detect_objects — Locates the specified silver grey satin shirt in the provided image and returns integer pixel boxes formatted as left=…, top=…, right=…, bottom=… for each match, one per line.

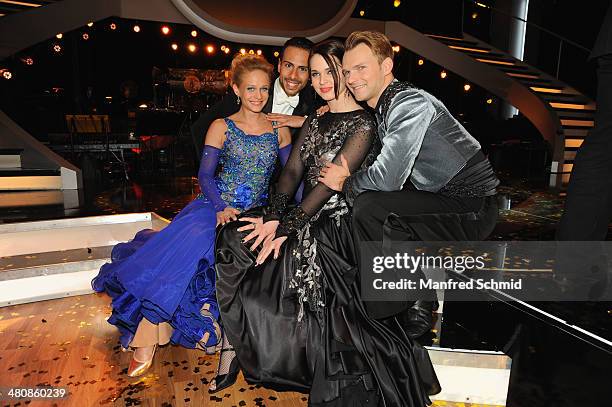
left=344, top=81, right=482, bottom=204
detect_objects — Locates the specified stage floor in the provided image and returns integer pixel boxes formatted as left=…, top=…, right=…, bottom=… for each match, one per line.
left=0, top=294, right=503, bottom=407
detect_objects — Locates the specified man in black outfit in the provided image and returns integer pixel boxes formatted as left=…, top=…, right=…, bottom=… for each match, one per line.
left=556, top=3, right=612, bottom=296
left=190, top=37, right=317, bottom=157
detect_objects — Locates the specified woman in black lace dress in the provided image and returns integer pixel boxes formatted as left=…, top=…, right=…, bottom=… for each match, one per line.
left=212, top=40, right=439, bottom=406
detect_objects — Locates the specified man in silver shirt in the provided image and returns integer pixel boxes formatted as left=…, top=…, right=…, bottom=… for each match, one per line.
left=319, top=31, right=499, bottom=338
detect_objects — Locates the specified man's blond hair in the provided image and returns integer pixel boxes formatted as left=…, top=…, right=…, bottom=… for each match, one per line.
left=345, top=31, right=393, bottom=63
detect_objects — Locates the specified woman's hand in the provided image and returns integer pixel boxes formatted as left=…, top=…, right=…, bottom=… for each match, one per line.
left=238, top=217, right=280, bottom=251
left=216, top=207, right=240, bottom=226
left=256, top=236, right=288, bottom=266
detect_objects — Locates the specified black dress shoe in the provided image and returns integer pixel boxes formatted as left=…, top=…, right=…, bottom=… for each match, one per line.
left=208, top=349, right=240, bottom=394
left=397, top=300, right=439, bottom=339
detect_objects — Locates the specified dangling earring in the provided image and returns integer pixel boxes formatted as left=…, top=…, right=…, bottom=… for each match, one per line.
left=236, top=95, right=241, bottom=105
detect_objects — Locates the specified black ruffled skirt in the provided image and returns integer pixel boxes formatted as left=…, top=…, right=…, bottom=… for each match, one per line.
left=215, top=207, right=439, bottom=406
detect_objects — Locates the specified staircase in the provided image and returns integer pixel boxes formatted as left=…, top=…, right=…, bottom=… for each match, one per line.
left=429, top=33, right=595, bottom=188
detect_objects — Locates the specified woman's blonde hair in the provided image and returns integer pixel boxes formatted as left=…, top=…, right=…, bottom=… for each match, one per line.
left=230, top=54, right=274, bottom=86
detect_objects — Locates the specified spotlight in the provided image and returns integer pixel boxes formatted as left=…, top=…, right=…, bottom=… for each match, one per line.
left=82, top=33, right=89, bottom=40
left=472, top=12, right=478, bottom=19
left=110, top=23, right=117, bottom=30
left=256, top=49, right=262, bottom=55
left=133, top=25, right=140, bottom=33
left=171, top=43, right=178, bottom=51
left=221, top=45, right=226, bottom=51
left=248, top=49, right=254, bottom=54
left=55, top=33, right=63, bottom=39
left=188, top=44, right=197, bottom=53
left=464, top=84, right=471, bottom=91
left=224, top=47, right=230, bottom=54
left=392, top=45, right=400, bottom=52
left=394, top=0, right=401, bottom=7
left=359, top=10, right=365, bottom=16
left=1, top=69, right=12, bottom=80
left=53, top=44, right=62, bottom=53
left=240, top=48, right=246, bottom=54
left=417, top=59, right=424, bottom=66
left=161, top=25, right=170, bottom=35
left=486, top=98, right=493, bottom=104
left=87, top=22, right=94, bottom=27
left=191, top=30, right=198, bottom=38
left=440, top=70, right=447, bottom=79
left=206, top=45, right=215, bottom=54
left=273, top=51, right=279, bottom=57
left=23, top=57, right=34, bottom=65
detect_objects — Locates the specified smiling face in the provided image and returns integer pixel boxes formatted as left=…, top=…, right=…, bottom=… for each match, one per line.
left=232, top=69, right=271, bottom=113
left=309, top=53, right=346, bottom=102
left=342, top=43, right=392, bottom=107
left=277, top=45, right=310, bottom=96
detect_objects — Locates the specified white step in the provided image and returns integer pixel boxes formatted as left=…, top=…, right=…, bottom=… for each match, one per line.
left=0, top=213, right=169, bottom=306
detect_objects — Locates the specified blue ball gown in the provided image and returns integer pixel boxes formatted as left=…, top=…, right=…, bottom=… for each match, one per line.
left=92, top=118, right=279, bottom=350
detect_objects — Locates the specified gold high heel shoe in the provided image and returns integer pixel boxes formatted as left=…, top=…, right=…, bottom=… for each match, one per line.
left=127, top=344, right=157, bottom=377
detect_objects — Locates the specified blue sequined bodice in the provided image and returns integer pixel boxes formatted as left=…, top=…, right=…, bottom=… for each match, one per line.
left=214, top=118, right=279, bottom=210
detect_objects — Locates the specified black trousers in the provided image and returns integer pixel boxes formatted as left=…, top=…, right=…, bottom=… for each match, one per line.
left=351, top=189, right=499, bottom=319
left=557, top=54, right=612, bottom=241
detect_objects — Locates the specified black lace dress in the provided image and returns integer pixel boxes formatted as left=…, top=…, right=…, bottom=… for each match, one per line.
left=215, top=110, right=438, bottom=406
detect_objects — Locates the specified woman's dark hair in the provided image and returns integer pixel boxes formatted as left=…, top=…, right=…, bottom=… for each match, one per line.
left=310, top=39, right=345, bottom=100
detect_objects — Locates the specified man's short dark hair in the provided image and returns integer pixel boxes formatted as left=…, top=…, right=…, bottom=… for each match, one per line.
left=281, top=37, right=314, bottom=60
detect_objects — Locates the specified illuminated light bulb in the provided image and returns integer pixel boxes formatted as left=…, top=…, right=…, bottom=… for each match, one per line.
left=188, top=44, right=197, bottom=53
left=486, top=98, right=493, bottom=104
left=273, top=51, right=279, bottom=57
left=417, top=59, right=424, bottom=66
left=240, top=48, right=246, bottom=55
left=87, top=22, right=94, bottom=27
left=256, top=49, right=262, bottom=55
left=161, top=25, right=170, bottom=35
left=53, top=44, right=62, bottom=53
left=440, top=70, right=447, bottom=79
left=191, top=30, right=198, bottom=37
left=464, top=84, right=471, bottom=91
left=394, top=0, right=401, bottom=7
left=56, top=33, right=63, bottom=39
left=82, top=33, right=89, bottom=40
left=171, top=43, right=178, bottom=51
left=359, top=10, right=365, bottom=16
left=206, top=45, right=215, bottom=54
left=133, top=25, right=140, bottom=33
left=110, top=23, right=117, bottom=30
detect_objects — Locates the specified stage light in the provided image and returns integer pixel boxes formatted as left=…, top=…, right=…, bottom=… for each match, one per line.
left=191, top=30, right=198, bottom=37
left=133, top=25, right=140, bottom=33
left=224, top=47, right=230, bottom=54
left=55, top=33, right=63, bottom=39
left=256, top=49, right=262, bottom=55
left=110, top=23, right=117, bottom=30
left=472, top=12, right=478, bottom=19
left=87, top=22, right=93, bottom=27
left=394, top=0, right=401, bottom=7
left=359, top=10, right=365, bottom=16
left=464, top=83, right=471, bottom=91
left=274, top=51, right=279, bottom=57
left=417, top=59, right=424, bottom=66
left=440, top=70, right=447, bottom=79
left=171, top=43, right=178, bottom=51
left=248, top=49, right=254, bottom=54
left=161, top=25, right=170, bottom=35
left=486, top=98, right=493, bottom=104
left=221, top=45, right=226, bottom=51
left=188, top=44, right=197, bottom=53
left=82, top=33, right=89, bottom=40
left=392, top=45, right=400, bottom=52
left=1, top=69, right=12, bottom=80
left=240, top=48, right=246, bottom=54
left=53, top=44, right=62, bottom=53
left=206, top=45, right=215, bottom=54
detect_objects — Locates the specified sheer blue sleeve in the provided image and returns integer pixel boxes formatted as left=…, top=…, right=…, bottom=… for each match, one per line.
left=278, top=144, right=304, bottom=203
left=198, top=145, right=227, bottom=212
